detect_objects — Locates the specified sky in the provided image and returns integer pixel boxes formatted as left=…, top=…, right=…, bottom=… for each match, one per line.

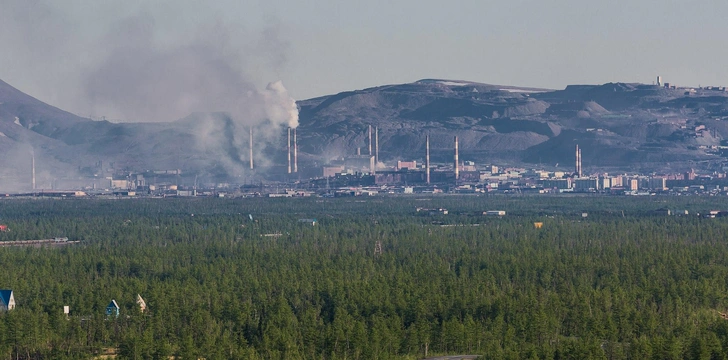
left=1, top=0, right=727, bottom=121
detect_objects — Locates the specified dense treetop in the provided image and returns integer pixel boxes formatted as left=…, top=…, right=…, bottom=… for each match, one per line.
left=0, top=195, right=728, bottom=359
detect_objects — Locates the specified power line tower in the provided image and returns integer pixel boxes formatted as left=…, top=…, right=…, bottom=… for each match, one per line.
left=374, top=240, right=383, bottom=256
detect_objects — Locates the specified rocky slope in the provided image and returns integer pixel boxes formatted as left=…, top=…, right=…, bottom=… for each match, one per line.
left=297, top=79, right=726, bottom=172
left=1, top=77, right=727, bottom=189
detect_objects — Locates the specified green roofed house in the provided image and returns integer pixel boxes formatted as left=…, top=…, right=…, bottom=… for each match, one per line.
left=106, top=300, right=119, bottom=317
left=0, top=290, right=15, bottom=311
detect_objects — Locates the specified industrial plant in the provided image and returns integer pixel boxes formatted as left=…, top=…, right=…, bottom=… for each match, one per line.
left=4, top=121, right=728, bottom=199
left=5, top=74, right=728, bottom=197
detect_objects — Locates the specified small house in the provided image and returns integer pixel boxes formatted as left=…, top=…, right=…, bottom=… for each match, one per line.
left=0, top=225, right=8, bottom=232
left=0, top=290, right=15, bottom=311
left=136, top=294, right=147, bottom=313
left=106, top=300, right=120, bottom=317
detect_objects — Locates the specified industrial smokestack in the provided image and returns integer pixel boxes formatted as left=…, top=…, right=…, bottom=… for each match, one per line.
left=31, top=151, right=36, bottom=190
left=578, top=148, right=582, bottom=177
left=575, top=144, right=581, bottom=177
left=375, top=126, right=379, bottom=165
left=293, top=128, right=298, bottom=173
left=249, top=127, right=254, bottom=170
left=426, top=135, right=430, bottom=184
left=368, top=125, right=372, bottom=156
left=287, top=127, right=292, bottom=174
left=454, top=136, right=459, bottom=180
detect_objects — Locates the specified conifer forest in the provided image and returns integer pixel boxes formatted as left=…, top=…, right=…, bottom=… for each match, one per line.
left=2, top=195, right=728, bottom=359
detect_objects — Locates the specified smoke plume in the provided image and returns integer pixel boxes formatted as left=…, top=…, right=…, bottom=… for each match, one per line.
left=1, top=2, right=301, bottom=176
left=80, top=14, right=300, bottom=174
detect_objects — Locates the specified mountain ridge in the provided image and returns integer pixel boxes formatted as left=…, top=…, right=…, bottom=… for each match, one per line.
left=1, top=77, right=727, bottom=189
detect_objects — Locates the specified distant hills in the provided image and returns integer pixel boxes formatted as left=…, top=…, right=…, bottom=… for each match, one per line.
left=297, top=79, right=728, bottom=172
left=2, top=77, right=728, bottom=189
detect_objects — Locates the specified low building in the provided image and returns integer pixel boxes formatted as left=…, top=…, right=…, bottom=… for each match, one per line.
left=396, top=161, right=417, bottom=171
left=0, top=290, right=15, bottom=311
left=484, top=210, right=506, bottom=216
left=628, top=178, right=639, bottom=191
left=298, top=219, right=317, bottom=226
left=460, top=161, right=477, bottom=172
left=106, top=300, right=120, bottom=317
left=574, top=178, right=598, bottom=191
left=344, top=155, right=375, bottom=174
left=323, top=166, right=344, bottom=178
left=540, top=178, right=571, bottom=190
left=111, top=179, right=129, bottom=189
left=649, top=177, right=667, bottom=191
left=136, top=294, right=147, bottom=313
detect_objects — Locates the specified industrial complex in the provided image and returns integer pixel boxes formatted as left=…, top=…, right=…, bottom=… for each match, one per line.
left=5, top=121, right=728, bottom=199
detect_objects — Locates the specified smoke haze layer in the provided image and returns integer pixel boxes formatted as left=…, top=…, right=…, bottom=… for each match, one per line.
left=1, top=1, right=300, bottom=177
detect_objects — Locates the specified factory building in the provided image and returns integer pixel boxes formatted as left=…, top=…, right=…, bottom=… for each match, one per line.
left=460, top=161, right=477, bottom=172
left=610, top=176, right=623, bottom=188
left=600, top=177, right=611, bottom=189
left=396, top=161, right=417, bottom=171
left=540, top=178, right=572, bottom=190
left=649, top=177, right=667, bottom=191
left=375, top=171, right=426, bottom=185
left=323, top=166, right=344, bottom=178
left=574, top=178, right=599, bottom=192
left=343, top=155, right=375, bottom=174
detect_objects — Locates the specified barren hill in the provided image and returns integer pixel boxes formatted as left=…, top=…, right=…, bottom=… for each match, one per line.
left=1, top=77, right=727, bottom=189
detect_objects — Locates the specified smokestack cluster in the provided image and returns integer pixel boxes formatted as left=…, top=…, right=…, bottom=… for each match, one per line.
left=287, top=127, right=291, bottom=174
left=293, top=128, right=298, bottom=173
left=368, top=125, right=372, bottom=156
left=426, top=135, right=430, bottom=184
left=249, top=127, right=254, bottom=170
left=575, top=144, right=582, bottom=177
left=454, top=136, right=459, bottom=180
left=375, top=126, right=379, bottom=165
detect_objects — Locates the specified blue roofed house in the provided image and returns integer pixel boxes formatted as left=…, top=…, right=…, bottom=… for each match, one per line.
left=0, top=290, right=15, bottom=311
left=106, top=300, right=120, bottom=317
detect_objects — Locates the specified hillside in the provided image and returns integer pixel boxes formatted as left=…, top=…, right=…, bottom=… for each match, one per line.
left=297, top=79, right=727, bottom=172
left=1, top=77, right=728, bottom=188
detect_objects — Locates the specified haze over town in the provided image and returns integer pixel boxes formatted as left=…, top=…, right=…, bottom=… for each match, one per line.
left=2, top=1, right=728, bottom=196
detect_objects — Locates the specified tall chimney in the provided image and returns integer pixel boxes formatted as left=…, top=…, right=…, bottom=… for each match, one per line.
left=31, top=151, right=36, bottom=190
left=426, top=135, right=430, bottom=184
left=375, top=126, right=379, bottom=165
left=368, top=125, right=372, bottom=156
left=575, top=144, right=581, bottom=177
left=357, top=147, right=361, bottom=156
left=293, top=128, right=298, bottom=173
left=454, top=136, right=459, bottom=180
left=287, top=127, right=292, bottom=174
left=578, top=148, right=582, bottom=177
left=249, top=127, right=254, bottom=170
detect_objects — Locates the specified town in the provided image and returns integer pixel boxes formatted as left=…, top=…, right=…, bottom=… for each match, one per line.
left=6, top=132, right=728, bottom=198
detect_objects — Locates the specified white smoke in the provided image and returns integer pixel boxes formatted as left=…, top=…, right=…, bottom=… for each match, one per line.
left=264, top=80, right=299, bottom=129
left=0, top=3, right=300, bottom=176
left=79, top=14, right=300, bottom=174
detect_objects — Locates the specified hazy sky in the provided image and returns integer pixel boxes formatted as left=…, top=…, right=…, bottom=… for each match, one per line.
left=2, top=0, right=727, bottom=119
